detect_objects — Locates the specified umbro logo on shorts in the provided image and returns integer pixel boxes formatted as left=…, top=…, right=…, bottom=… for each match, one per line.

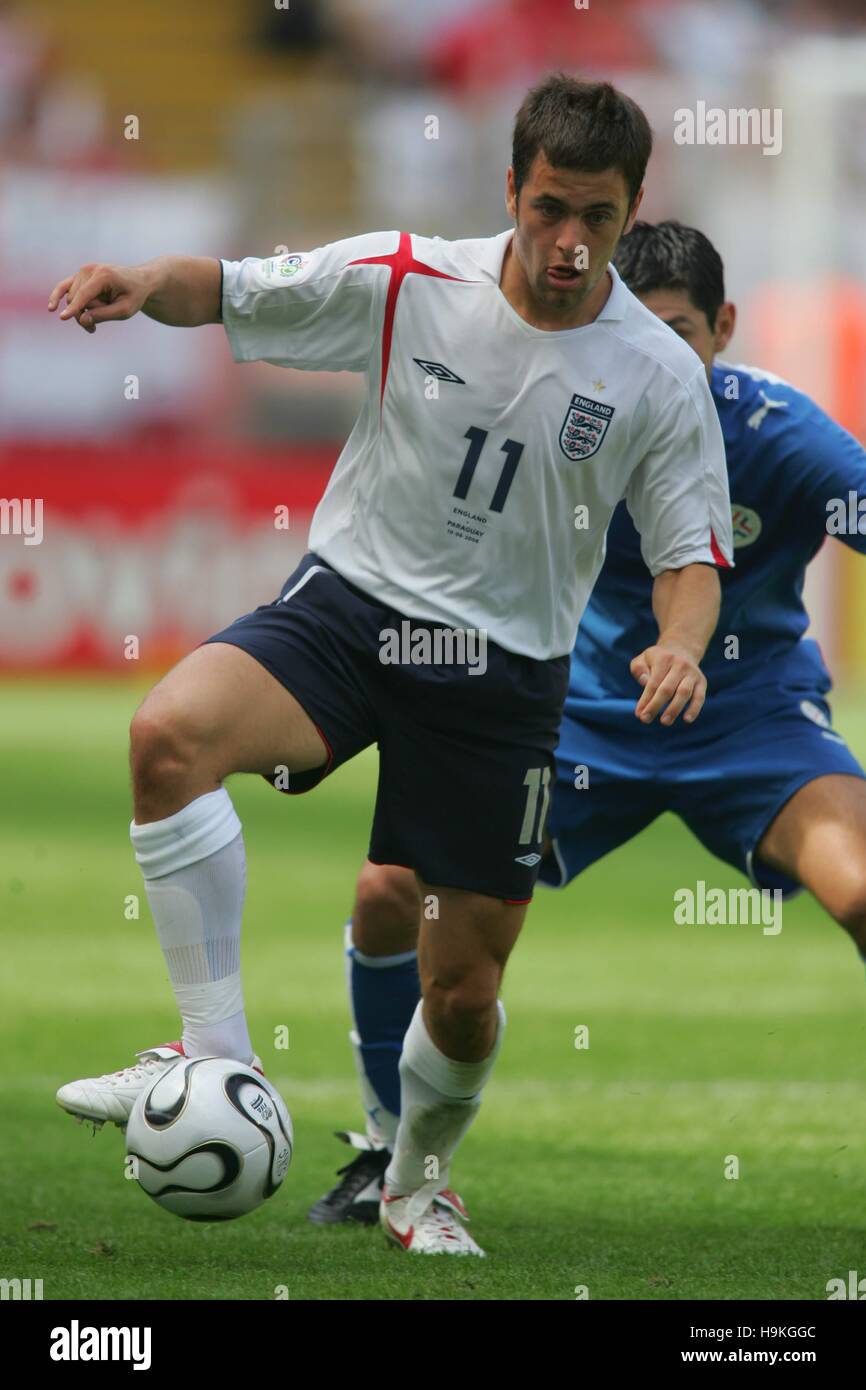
left=514, top=852, right=541, bottom=867
left=412, top=358, right=466, bottom=384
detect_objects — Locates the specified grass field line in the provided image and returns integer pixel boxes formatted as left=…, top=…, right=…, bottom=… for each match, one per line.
left=22, top=1076, right=866, bottom=1102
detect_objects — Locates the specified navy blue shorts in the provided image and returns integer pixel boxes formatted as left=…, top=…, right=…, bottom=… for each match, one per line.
left=539, top=687, right=866, bottom=896
left=205, top=552, right=569, bottom=902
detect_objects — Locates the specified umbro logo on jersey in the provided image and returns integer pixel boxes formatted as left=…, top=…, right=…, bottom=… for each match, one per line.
left=514, top=852, right=542, bottom=867
left=559, top=394, right=615, bottom=461
left=413, top=358, right=465, bottom=384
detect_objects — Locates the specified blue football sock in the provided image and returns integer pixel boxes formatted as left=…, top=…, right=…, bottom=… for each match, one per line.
left=345, top=921, right=420, bottom=1130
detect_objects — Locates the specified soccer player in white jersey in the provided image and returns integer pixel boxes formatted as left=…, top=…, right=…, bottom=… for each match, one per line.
left=50, top=74, right=733, bottom=1256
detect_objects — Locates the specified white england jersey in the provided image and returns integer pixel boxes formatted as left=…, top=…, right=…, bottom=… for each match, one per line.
left=221, top=229, right=734, bottom=661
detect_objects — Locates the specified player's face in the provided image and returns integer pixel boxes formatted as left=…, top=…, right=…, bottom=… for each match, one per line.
left=505, top=153, right=641, bottom=321
left=638, top=289, right=736, bottom=379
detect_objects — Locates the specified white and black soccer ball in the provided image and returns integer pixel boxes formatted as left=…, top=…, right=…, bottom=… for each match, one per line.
left=125, top=1057, right=293, bottom=1222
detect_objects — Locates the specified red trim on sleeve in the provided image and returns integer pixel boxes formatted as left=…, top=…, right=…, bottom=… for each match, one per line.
left=710, top=528, right=731, bottom=568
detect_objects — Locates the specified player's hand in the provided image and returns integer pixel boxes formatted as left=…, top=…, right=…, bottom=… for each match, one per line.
left=630, top=643, right=707, bottom=726
left=47, top=263, right=153, bottom=334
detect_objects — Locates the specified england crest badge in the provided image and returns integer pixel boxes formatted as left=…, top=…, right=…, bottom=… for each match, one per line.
left=559, top=393, right=615, bottom=462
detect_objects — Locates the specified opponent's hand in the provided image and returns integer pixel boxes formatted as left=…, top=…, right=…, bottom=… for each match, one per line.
left=630, top=642, right=707, bottom=726
left=48, top=263, right=153, bottom=334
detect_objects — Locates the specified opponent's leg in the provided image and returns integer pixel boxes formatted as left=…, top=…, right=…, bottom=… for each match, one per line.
left=347, top=862, right=421, bottom=1144
left=308, top=862, right=421, bottom=1224
left=57, top=642, right=329, bottom=1127
left=381, top=883, right=523, bottom=1256
left=756, top=773, right=866, bottom=954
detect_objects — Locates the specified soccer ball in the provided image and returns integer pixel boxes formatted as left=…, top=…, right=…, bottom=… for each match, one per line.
left=125, top=1056, right=293, bottom=1222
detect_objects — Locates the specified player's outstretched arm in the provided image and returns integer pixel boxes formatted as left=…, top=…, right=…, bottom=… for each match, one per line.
left=47, top=256, right=222, bottom=334
left=630, top=561, right=720, bottom=727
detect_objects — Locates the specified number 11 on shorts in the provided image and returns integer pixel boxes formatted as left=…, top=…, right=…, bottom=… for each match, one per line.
left=519, top=767, right=551, bottom=845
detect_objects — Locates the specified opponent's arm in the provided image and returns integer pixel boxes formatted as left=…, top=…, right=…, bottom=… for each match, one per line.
left=48, top=256, right=222, bottom=333
left=625, top=363, right=731, bottom=728
left=630, top=561, right=720, bottom=726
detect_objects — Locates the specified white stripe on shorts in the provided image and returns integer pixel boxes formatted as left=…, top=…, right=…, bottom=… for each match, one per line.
left=280, top=564, right=330, bottom=604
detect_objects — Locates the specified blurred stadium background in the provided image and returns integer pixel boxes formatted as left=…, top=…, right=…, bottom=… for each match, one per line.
left=1, top=0, right=866, bottom=675
left=4, top=0, right=866, bottom=1303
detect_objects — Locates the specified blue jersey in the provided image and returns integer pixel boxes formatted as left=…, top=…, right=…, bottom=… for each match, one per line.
left=568, top=361, right=866, bottom=708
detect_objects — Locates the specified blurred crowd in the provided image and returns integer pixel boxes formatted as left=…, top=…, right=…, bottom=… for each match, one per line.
left=1, top=0, right=865, bottom=442
left=4, top=1, right=866, bottom=168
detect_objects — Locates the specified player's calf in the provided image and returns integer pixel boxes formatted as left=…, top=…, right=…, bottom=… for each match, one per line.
left=352, top=861, right=420, bottom=957
left=418, top=883, right=520, bottom=1063
left=817, top=883, right=866, bottom=955
left=381, top=885, right=520, bottom=1253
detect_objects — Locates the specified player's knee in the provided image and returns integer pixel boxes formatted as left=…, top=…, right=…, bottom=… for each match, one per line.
left=425, top=968, right=501, bottom=1032
left=352, top=861, right=419, bottom=954
left=129, top=698, right=203, bottom=794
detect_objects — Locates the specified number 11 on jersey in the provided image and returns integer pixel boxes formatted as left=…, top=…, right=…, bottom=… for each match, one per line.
left=454, top=426, right=525, bottom=514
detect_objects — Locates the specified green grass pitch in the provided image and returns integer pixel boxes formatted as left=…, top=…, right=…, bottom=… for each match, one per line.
left=2, top=677, right=864, bottom=1301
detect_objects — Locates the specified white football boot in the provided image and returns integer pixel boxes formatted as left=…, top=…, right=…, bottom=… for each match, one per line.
left=56, top=1042, right=265, bottom=1130
left=380, top=1182, right=485, bottom=1256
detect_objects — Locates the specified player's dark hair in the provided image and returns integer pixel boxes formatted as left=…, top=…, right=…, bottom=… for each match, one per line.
left=613, top=220, right=726, bottom=329
left=512, top=73, right=652, bottom=212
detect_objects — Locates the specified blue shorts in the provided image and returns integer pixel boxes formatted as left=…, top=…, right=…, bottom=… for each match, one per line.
left=206, top=552, right=569, bottom=902
left=539, top=685, right=866, bottom=896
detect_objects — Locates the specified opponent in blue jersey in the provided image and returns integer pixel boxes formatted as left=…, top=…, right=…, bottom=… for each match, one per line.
left=308, top=220, right=866, bottom=1226
left=544, top=221, right=866, bottom=899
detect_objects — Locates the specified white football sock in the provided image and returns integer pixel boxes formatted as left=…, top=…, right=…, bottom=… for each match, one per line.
left=385, top=998, right=506, bottom=1199
left=130, top=788, right=254, bottom=1064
